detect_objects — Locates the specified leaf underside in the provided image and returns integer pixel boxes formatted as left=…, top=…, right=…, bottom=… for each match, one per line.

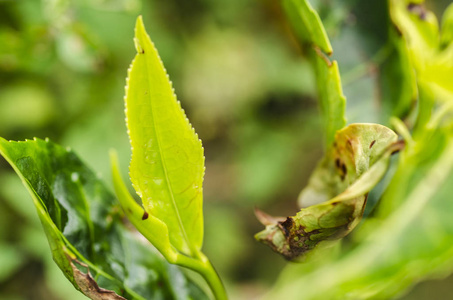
left=126, top=16, right=205, bottom=257
left=0, top=137, right=204, bottom=300
left=255, top=124, right=398, bottom=260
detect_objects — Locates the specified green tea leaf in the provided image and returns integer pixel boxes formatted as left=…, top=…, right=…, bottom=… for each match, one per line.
left=389, top=0, right=453, bottom=100
left=0, top=137, right=204, bottom=300
left=255, top=124, right=398, bottom=260
left=110, top=150, right=177, bottom=263
left=121, top=17, right=226, bottom=300
left=440, top=3, right=453, bottom=49
left=282, top=0, right=332, bottom=55
left=265, top=122, right=453, bottom=300
left=283, top=0, right=346, bottom=148
left=125, top=16, right=204, bottom=257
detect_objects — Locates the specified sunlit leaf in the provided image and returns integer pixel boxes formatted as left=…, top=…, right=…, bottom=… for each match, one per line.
left=125, top=16, right=205, bottom=258
left=255, top=124, right=398, bottom=260
left=0, top=137, right=204, bottom=300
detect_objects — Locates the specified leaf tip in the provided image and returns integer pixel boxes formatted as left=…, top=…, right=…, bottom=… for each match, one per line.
left=254, top=207, right=285, bottom=226
left=134, top=15, right=146, bottom=54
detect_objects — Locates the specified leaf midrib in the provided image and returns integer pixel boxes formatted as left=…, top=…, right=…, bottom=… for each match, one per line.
left=140, top=52, right=194, bottom=256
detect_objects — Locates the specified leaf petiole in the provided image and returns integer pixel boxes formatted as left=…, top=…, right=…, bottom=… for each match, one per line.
left=175, top=253, right=227, bottom=300
left=110, top=150, right=227, bottom=300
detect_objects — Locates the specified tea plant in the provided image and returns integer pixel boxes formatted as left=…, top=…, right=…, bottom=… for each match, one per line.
left=1, top=0, right=453, bottom=299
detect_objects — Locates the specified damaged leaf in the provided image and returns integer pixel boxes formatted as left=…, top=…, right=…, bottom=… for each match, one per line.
left=255, top=124, right=398, bottom=260
left=0, top=137, right=205, bottom=300
left=70, top=259, right=126, bottom=300
left=266, top=122, right=453, bottom=300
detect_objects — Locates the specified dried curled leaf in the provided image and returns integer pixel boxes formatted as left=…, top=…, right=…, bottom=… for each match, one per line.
left=255, top=124, right=399, bottom=260
left=70, top=259, right=126, bottom=300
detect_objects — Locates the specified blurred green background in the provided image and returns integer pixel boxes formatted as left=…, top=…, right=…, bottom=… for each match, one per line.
left=0, top=0, right=452, bottom=299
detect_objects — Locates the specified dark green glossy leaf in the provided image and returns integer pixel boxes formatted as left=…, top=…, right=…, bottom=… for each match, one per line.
left=255, top=124, right=398, bottom=260
left=0, top=137, right=205, bottom=300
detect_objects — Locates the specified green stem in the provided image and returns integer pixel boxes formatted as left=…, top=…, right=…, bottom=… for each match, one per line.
left=111, top=151, right=226, bottom=299
left=176, top=253, right=227, bottom=300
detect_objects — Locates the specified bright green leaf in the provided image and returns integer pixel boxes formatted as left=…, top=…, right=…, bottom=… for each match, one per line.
left=283, top=0, right=346, bottom=148
left=0, top=137, right=205, bottom=300
left=110, top=150, right=177, bottom=263
left=389, top=0, right=453, bottom=100
left=440, top=3, right=453, bottom=48
left=255, top=124, right=398, bottom=260
left=125, top=16, right=204, bottom=257
left=413, top=82, right=435, bottom=137
left=390, top=0, right=439, bottom=55
left=122, top=17, right=226, bottom=300
left=282, top=0, right=332, bottom=55
left=313, top=55, right=347, bottom=149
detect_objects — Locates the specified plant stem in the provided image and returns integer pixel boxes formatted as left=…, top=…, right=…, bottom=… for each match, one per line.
left=176, top=253, right=227, bottom=300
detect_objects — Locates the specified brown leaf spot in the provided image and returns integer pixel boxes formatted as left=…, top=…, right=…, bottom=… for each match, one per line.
left=347, top=139, right=353, bottom=148
left=278, top=217, right=294, bottom=238
left=335, top=158, right=347, bottom=181
left=142, top=211, right=149, bottom=220
left=335, top=158, right=341, bottom=169
left=341, top=163, right=347, bottom=177
left=369, top=140, right=376, bottom=149
left=407, top=3, right=427, bottom=20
